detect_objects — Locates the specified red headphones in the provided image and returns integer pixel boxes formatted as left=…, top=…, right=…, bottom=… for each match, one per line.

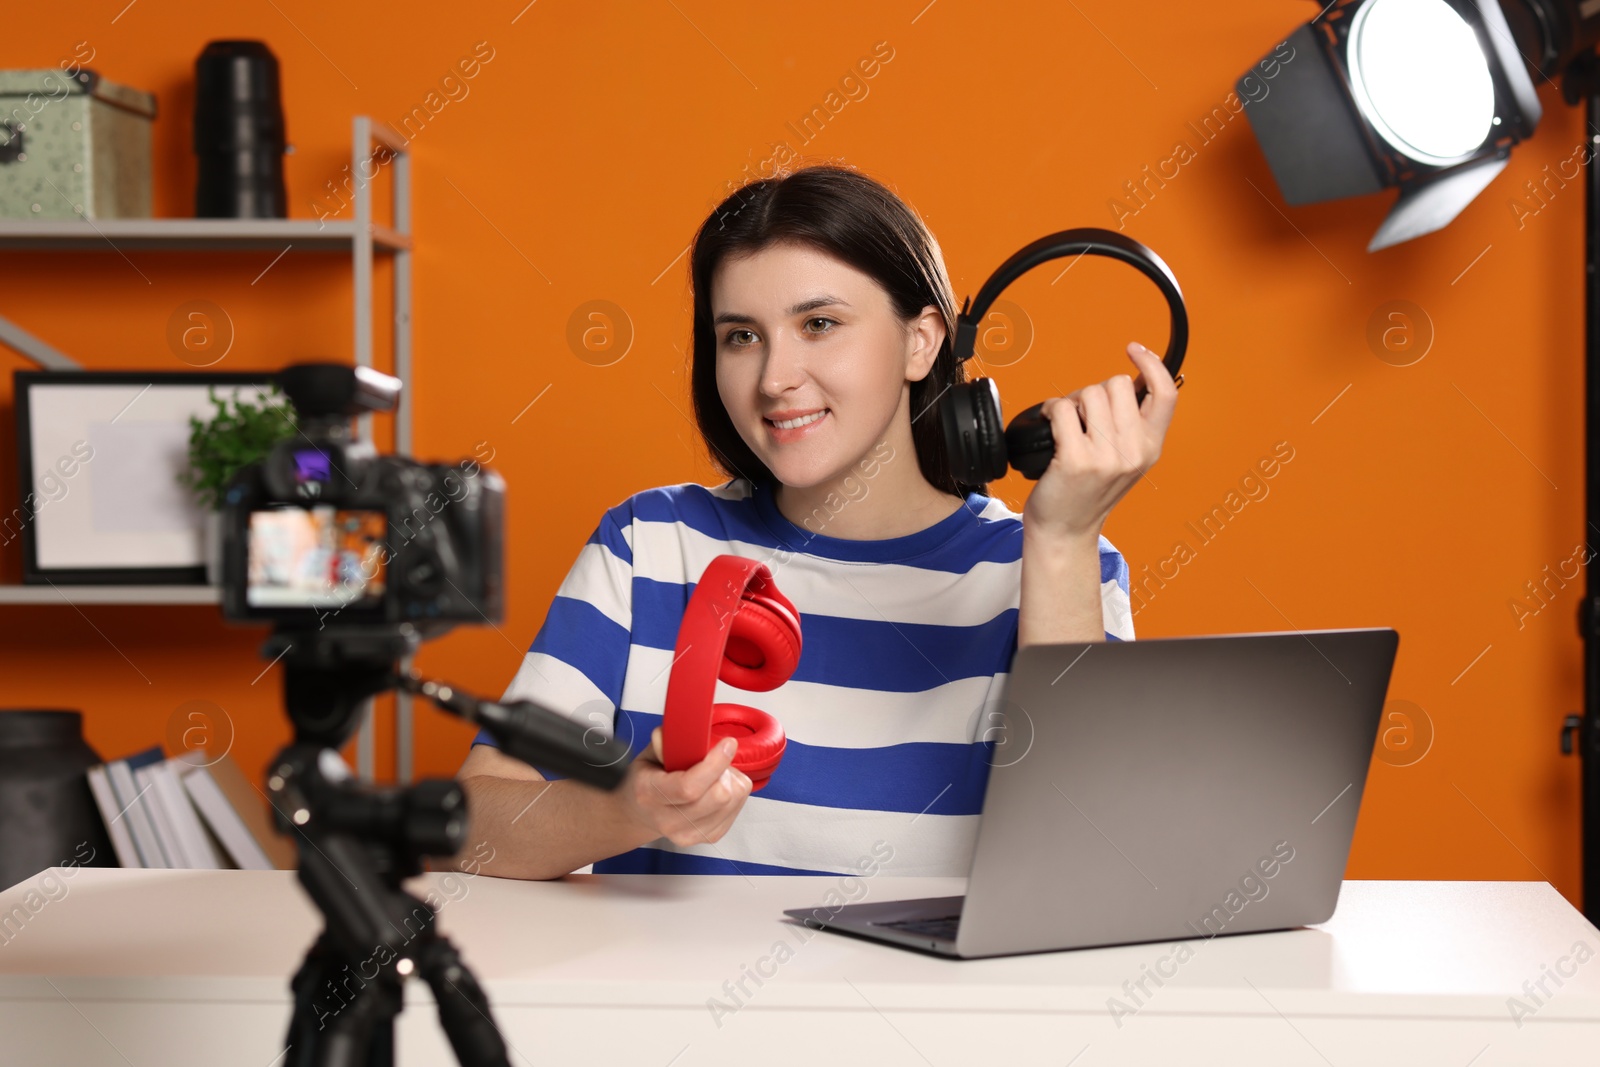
left=661, top=555, right=802, bottom=790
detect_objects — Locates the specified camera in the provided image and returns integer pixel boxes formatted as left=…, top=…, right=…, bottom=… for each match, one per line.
left=219, top=362, right=504, bottom=634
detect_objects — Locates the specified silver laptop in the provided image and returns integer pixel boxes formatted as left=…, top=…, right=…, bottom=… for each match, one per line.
left=784, top=627, right=1400, bottom=959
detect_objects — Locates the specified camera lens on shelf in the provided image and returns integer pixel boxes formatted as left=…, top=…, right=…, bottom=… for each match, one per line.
left=193, top=39, right=287, bottom=219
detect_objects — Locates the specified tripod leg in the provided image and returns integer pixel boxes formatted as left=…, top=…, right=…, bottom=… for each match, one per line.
left=284, top=931, right=340, bottom=1067
left=417, top=935, right=511, bottom=1067
left=283, top=929, right=402, bottom=1067
left=315, top=973, right=402, bottom=1067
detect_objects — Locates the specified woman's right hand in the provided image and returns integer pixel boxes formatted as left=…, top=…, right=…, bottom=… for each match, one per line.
left=619, top=727, right=752, bottom=846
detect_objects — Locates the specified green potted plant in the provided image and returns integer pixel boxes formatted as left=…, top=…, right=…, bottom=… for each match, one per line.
left=177, top=384, right=297, bottom=584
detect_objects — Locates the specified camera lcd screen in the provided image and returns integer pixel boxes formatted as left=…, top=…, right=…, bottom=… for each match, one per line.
left=246, top=506, right=388, bottom=609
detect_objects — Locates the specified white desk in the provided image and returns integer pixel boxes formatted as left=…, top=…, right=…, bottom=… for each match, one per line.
left=0, top=869, right=1596, bottom=1065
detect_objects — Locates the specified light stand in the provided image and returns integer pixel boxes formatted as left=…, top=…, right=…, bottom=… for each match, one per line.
left=1566, top=51, right=1600, bottom=926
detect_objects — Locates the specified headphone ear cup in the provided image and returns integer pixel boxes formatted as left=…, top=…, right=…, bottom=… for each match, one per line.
left=1004, top=402, right=1057, bottom=480
left=710, top=702, right=787, bottom=791
left=743, top=582, right=801, bottom=637
left=940, top=378, right=1009, bottom=484
left=721, top=598, right=801, bottom=692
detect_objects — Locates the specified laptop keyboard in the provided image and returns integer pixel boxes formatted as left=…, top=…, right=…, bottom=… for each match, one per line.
left=873, top=914, right=961, bottom=940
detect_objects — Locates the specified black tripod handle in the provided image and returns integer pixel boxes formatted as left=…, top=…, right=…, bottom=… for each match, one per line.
left=400, top=674, right=632, bottom=788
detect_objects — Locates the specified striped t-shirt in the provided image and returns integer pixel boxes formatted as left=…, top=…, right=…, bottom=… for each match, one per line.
left=470, top=475, right=1134, bottom=876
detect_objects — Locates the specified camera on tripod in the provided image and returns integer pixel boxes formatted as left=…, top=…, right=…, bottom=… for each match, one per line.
left=219, top=362, right=504, bottom=634
left=215, top=362, right=631, bottom=1067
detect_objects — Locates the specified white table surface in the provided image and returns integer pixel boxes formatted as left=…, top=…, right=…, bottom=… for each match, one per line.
left=1, top=868, right=1597, bottom=1065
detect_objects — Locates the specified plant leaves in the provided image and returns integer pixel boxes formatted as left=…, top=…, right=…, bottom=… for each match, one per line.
left=176, top=383, right=299, bottom=511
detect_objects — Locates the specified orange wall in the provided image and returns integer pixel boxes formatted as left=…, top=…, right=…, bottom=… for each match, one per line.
left=0, top=3, right=1589, bottom=903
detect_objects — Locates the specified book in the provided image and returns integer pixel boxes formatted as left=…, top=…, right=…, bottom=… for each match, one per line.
left=106, top=746, right=171, bottom=868
left=180, top=754, right=296, bottom=871
left=86, top=764, right=141, bottom=868
left=147, top=759, right=223, bottom=869
left=134, top=763, right=186, bottom=868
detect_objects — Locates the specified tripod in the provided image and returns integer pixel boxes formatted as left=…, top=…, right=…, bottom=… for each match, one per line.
left=264, top=626, right=630, bottom=1066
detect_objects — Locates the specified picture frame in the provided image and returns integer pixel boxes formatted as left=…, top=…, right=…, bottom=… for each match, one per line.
left=12, top=370, right=280, bottom=585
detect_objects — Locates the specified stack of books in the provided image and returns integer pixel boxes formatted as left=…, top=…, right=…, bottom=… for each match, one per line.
left=86, top=748, right=297, bottom=870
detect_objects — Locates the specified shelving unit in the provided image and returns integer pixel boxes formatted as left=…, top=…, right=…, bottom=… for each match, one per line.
left=0, top=584, right=220, bottom=605
left=0, top=218, right=410, bottom=252
left=0, top=116, right=414, bottom=784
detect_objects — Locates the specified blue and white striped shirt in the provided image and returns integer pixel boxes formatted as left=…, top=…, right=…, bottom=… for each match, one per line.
left=471, top=475, right=1134, bottom=876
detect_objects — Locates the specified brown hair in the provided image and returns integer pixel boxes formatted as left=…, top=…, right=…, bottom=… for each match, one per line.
left=686, top=163, right=987, bottom=499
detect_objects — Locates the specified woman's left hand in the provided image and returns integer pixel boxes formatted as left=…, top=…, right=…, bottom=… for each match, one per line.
left=1022, top=341, right=1179, bottom=541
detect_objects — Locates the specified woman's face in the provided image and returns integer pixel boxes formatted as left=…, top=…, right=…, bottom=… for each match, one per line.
left=711, top=240, right=940, bottom=490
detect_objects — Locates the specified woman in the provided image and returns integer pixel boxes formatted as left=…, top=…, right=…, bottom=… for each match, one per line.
left=458, top=164, right=1178, bottom=879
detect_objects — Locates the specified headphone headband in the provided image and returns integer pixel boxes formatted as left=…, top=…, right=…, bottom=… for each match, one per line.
left=662, top=555, right=797, bottom=776
left=951, top=227, right=1189, bottom=386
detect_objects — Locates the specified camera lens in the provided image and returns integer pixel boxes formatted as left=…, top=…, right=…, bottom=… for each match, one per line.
left=193, top=40, right=287, bottom=218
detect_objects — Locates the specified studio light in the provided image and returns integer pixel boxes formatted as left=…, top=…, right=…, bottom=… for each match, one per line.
left=1237, top=0, right=1599, bottom=251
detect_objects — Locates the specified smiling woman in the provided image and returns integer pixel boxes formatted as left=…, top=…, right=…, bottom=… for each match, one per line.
left=702, top=240, right=960, bottom=539
left=457, top=164, right=1156, bottom=881
left=691, top=166, right=976, bottom=526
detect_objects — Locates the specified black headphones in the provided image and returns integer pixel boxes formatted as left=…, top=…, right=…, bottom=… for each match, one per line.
left=937, top=227, right=1189, bottom=483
